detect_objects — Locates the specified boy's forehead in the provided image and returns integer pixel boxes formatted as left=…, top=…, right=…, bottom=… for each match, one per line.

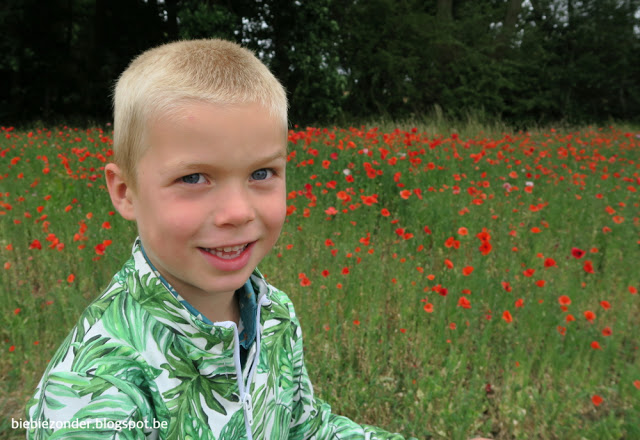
left=150, top=101, right=286, bottom=133
left=143, top=102, right=287, bottom=156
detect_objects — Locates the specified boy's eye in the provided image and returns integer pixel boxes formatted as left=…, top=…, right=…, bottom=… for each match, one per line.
left=251, top=168, right=273, bottom=181
left=181, top=173, right=205, bottom=184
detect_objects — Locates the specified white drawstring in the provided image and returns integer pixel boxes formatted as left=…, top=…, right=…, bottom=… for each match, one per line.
left=233, top=293, right=272, bottom=440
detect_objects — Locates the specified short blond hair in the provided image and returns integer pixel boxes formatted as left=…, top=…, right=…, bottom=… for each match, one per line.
left=112, top=39, right=288, bottom=186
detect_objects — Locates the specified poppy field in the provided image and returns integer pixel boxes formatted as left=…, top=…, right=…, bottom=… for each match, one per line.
left=1, top=124, right=639, bottom=439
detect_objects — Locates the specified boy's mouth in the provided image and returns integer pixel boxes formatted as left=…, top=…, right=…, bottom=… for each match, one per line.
left=200, top=243, right=251, bottom=260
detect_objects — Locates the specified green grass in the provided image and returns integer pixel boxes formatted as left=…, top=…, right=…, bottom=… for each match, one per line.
left=1, top=123, right=639, bottom=439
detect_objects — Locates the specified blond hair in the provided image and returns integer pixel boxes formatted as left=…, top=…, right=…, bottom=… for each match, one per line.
left=112, top=39, right=288, bottom=186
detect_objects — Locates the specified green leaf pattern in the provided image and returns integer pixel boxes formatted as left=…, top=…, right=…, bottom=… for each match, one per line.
left=26, top=239, right=411, bottom=439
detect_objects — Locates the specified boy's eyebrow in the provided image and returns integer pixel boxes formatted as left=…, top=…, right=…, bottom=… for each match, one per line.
left=166, top=149, right=287, bottom=172
left=255, top=149, right=287, bottom=163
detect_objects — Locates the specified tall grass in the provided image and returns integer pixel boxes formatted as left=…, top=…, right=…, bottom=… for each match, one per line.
left=1, top=122, right=639, bottom=439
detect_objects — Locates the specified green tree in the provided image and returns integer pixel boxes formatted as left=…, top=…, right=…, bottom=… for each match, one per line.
left=2, top=0, right=639, bottom=125
left=177, top=0, right=240, bottom=41
left=240, top=0, right=345, bottom=124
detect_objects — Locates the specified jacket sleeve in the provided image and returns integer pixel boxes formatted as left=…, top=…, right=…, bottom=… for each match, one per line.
left=286, top=310, right=413, bottom=440
left=25, top=371, right=158, bottom=439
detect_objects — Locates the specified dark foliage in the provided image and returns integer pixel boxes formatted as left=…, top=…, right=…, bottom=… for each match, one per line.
left=1, top=0, right=639, bottom=126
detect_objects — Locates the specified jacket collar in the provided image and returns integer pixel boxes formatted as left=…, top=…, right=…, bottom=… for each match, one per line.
left=127, top=237, right=262, bottom=350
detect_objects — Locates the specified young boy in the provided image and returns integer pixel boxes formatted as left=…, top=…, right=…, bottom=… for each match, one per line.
left=25, top=39, right=414, bottom=439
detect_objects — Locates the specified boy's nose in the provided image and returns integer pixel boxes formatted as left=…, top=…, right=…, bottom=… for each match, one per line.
left=212, top=186, right=256, bottom=227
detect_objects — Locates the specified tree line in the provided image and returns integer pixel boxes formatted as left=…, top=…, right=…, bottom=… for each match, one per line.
left=2, top=0, right=639, bottom=126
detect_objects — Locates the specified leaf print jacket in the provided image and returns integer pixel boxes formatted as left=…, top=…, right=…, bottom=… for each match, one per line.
left=26, top=240, right=410, bottom=439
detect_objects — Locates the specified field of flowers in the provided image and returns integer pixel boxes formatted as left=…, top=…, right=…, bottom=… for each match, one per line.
left=1, top=124, right=639, bottom=439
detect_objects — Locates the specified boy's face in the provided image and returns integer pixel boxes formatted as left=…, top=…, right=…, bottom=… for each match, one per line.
left=108, top=102, right=287, bottom=305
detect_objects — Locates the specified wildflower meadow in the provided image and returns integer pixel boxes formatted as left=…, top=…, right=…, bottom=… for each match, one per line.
left=1, top=123, right=639, bottom=439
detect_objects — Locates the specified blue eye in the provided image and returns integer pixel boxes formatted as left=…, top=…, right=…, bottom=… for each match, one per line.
left=251, top=169, right=273, bottom=181
left=181, top=173, right=204, bottom=184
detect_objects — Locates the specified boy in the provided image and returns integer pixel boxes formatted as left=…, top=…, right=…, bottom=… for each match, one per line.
left=25, top=39, right=413, bottom=439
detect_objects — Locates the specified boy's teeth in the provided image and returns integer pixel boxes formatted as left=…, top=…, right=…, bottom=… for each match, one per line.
left=220, top=245, right=245, bottom=252
left=203, top=244, right=248, bottom=259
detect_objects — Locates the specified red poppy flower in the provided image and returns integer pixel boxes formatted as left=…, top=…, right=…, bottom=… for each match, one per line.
left=462, top=266, right=474, bottom=276
left=602, top=327, right=612, bottom=337
left=502, top=310, right=513, bottom=323
left=95, top=243, right=106, bottom=255
left=458, top=297, right=471, bottom=309
left=544, top=258, right=556, bottom=267
left=566, top=314, right=576, bottom=322
left=360, top=194, right=378, bottom=206
left=583, top=260, right=595, bottom=273
left=476, top=231, right=491, bottom=242
left=558, top=295, right=571, bottom=306
left=324, top=206, right=338, bottom=215
left=591, top=341, right=602, bottom=350
left=94, top=240, right=112, bottom=256
left=600, top=300, right=611, bottom=310
left=571, top=247, right=586, bottom=259
left=591, top=395, right=603, bottom=406
left=444, top=236, right=460, bottom=249
left=478, top=241, right=492, bottom=255
left=584, top=310, right=596, bottom=323
left=299, top=276, right=311, bottom=287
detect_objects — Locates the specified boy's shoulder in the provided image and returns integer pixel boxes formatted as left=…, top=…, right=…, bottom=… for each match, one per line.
left=66, top=248, right=154, bottom=341
left=44, top=241, right=304, bottom=376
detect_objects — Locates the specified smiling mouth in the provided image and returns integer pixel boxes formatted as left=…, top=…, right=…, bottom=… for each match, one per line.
left=200, top=243, right=251, bottom=259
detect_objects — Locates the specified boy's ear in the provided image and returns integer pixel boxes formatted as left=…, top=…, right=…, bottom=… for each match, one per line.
left=105, top=163, right=136, bottom=221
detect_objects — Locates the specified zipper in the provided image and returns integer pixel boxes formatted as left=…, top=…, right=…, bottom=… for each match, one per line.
left=232, top=293, right=271, bottom=440
left=242, top=393, right=254, bottom=425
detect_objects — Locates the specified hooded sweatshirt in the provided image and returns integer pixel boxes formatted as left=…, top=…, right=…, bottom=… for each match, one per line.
left=26, top=239, right=411, bottom=439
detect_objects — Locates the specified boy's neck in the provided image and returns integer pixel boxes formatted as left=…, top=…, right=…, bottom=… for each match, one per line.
left=184, top=290, right=241, bottom=325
